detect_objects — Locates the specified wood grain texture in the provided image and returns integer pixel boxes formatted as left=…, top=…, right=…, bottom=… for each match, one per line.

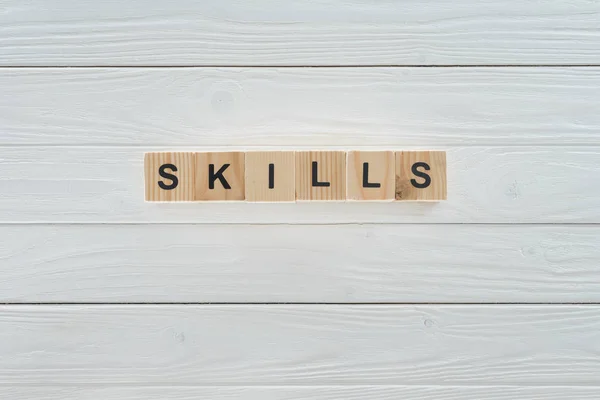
left=245, top=151, right=295, bottom=202
left=1, top=146, right=598, bottom=223
left=1, top=224, right=599, bottom=303
left=4, top=386, right=600, bottom=400
left=347, top=151, right=395, bottom=201
left=2, top=67, right=600, bottom=146
left=296, top=151, right=346, bottom=201
left=195, top=152, right=245, bottom=201
left=144, top=152, right=195, bottom=202
left=4, top=1, right=599, bottom=395
left=1, top=0, right=599, bottom=66
left=1, top=305, right=600, bottom=385
left=395, top=151, right=447, bottom=201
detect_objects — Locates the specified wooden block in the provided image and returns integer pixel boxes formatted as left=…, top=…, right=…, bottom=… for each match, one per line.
left=395, top=151, right=447, bottom=201
left=346, top=151, right=395, bottom=201
left=245, top=152, right=295, bottom=202
left=296, top=151, right=346, bottom=201
left=195, top=152, right=245, bottom=201
left=144, top=152, right=195, bottom=202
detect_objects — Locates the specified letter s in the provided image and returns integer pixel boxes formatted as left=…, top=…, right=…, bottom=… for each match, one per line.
left=158, top=163, right=179, bottom=190
left=410, top=162, right=431, bottom=189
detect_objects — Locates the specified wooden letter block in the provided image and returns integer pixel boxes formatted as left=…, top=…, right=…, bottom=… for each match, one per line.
left=296, top=151, right=346, bottom=201
left=347, top=151, right=395, bottom=201
left=245, top=152, right=295, bottom=202
left=395, top=151, right=447, bottom=201
left=195, top=152, right=245, bottom=201
left=144, top=152, right=195, bottom=202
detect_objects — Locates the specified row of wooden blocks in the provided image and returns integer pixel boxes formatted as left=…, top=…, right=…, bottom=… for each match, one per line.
left=144, top=151, right=447, bottom=202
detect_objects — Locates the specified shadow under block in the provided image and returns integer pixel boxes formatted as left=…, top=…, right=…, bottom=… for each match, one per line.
left=296, top=151, right=346, bottom=201
left=195, top=152, right=245, bottom=201
left=395, top=151, right=447, bottom=201
left=144, top=152, right=195, bottom=202
left=245, top=152, right=295, bottom=202
left=347, top=151, right=395, bottom=201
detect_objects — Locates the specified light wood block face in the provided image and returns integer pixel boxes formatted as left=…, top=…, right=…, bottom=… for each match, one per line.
left=395, top=151, right=447, bottom=201
left=245, top=152, right=295, bottom=202
left=347, top=151, right=395, bottom=201
left=144, top=152, right=195, bottom=202
left=143, top=150, right=449, bottom=202
left=195, top=152, right=245, bottom=201
left=295, top=151, right=346, bottom=201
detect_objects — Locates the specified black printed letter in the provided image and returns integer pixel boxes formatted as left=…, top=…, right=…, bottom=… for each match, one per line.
left=312, top=161, right=330, bottom=187
left=209, top=164, right=231, bottom=189
left=410, top=162, right=431, bottom=189
left=268, top=163, right=275, bottom=189
left=362, top=163, right=381, bottom=188
left=158, top=164, right=178, bottom=190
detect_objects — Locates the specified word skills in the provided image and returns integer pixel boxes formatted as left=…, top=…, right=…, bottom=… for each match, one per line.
left=144, top=151, right=447, bottom=202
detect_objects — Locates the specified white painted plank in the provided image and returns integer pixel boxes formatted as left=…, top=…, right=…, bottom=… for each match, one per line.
left=3, top=386, right=600, bottom=400
left=0, top=146, right=598, bottom=223
left=1, top=224, right=599, bottom=303
left=1, top=305, right=600, bottom=385
left=1, top=0, right=599, bottom=66
left=2, top=67, right=600, bottom=146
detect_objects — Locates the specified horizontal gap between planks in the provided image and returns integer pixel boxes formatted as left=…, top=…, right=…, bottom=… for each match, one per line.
left=4, top=386, right=600, bottom=392
left=1, top=222, right=600, bottom=227
left=4, top=384, right=600, bottom=388
left=5, top=303, right=600, bottom=306
left=2, top=64, right=600, bottom=68
left=4, top=143, right=600, bottom=148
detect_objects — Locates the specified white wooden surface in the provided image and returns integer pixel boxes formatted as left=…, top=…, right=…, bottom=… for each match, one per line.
left=1, top=146, right=598, bottom=223
left=1, top=224, right=599, bottom=303
left=4, top=386, right=600, bottom=400
left=2, top=0, right=600, bottom=397
left=2, top=305, right=600, bottom=386
left=1, top=0, right=599, bottom=66
left=2, top=67, right=600, bottom=146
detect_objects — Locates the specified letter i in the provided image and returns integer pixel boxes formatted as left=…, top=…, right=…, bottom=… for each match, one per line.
left=268, top=163, right=275, bottom=189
